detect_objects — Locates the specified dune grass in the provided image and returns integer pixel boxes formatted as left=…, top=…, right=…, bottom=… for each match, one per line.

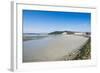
left=73, top=37, right=91, bottom=60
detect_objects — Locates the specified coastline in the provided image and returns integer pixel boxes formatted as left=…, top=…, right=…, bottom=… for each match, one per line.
left=23, top=35, right=89, bottom=62
left=73, top=38, right=91, bottom=60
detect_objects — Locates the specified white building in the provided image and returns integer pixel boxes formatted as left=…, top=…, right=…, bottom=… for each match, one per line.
left=62, top=32, right=67, bottom=35
left=74, top=32, right=86, bottom=35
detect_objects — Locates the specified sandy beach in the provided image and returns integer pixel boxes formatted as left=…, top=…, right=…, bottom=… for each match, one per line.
left=23, top=35, right=89, bottom=62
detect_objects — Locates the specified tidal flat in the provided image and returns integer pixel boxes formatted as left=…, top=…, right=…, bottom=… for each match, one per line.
left=23, top=34, right=89, bottom=62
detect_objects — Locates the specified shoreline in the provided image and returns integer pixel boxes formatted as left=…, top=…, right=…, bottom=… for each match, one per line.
left=23, top=35, right=89, bottom=62
left=73, top=38, right=91, bottom=60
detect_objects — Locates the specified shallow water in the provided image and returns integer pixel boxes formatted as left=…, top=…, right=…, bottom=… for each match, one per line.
left=23, top=35, right=89, bottom=62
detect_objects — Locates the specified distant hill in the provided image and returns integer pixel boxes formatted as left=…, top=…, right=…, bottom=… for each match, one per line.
left=49, top=31, right=91, bottom=35
left=23, top=31, right=91, bottom=35
left=49, top=31, right=74, bottom=35
left=49, top=31, right=63, bottom=34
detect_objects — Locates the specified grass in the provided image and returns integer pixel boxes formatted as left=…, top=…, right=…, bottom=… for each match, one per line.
left=73, top=37, right=91, bottom=60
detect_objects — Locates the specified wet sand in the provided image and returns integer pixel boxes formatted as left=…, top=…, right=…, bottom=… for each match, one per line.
left=23, top=35, right=89, bottom=62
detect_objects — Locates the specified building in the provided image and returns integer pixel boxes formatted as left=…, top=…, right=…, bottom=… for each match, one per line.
left=62, top=32, right=67, bottom=35
left=74, top=32, right=86, bottom=35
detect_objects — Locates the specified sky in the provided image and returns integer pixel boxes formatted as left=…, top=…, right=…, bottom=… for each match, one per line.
left=23, top=10, right=91, bottom=33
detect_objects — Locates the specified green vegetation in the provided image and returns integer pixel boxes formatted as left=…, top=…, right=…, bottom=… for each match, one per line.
left=49, top=31, right=74, bottom=35
left=49, top=31, right=63, bottom=34
left=73, top=38, right=91, bottom=60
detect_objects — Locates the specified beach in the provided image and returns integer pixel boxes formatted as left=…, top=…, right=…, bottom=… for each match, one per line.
left=23, top=34, right=89, bottom=62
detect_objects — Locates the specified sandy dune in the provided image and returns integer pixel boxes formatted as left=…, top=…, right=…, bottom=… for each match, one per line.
left=23, top=35, right=89, bottom=62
